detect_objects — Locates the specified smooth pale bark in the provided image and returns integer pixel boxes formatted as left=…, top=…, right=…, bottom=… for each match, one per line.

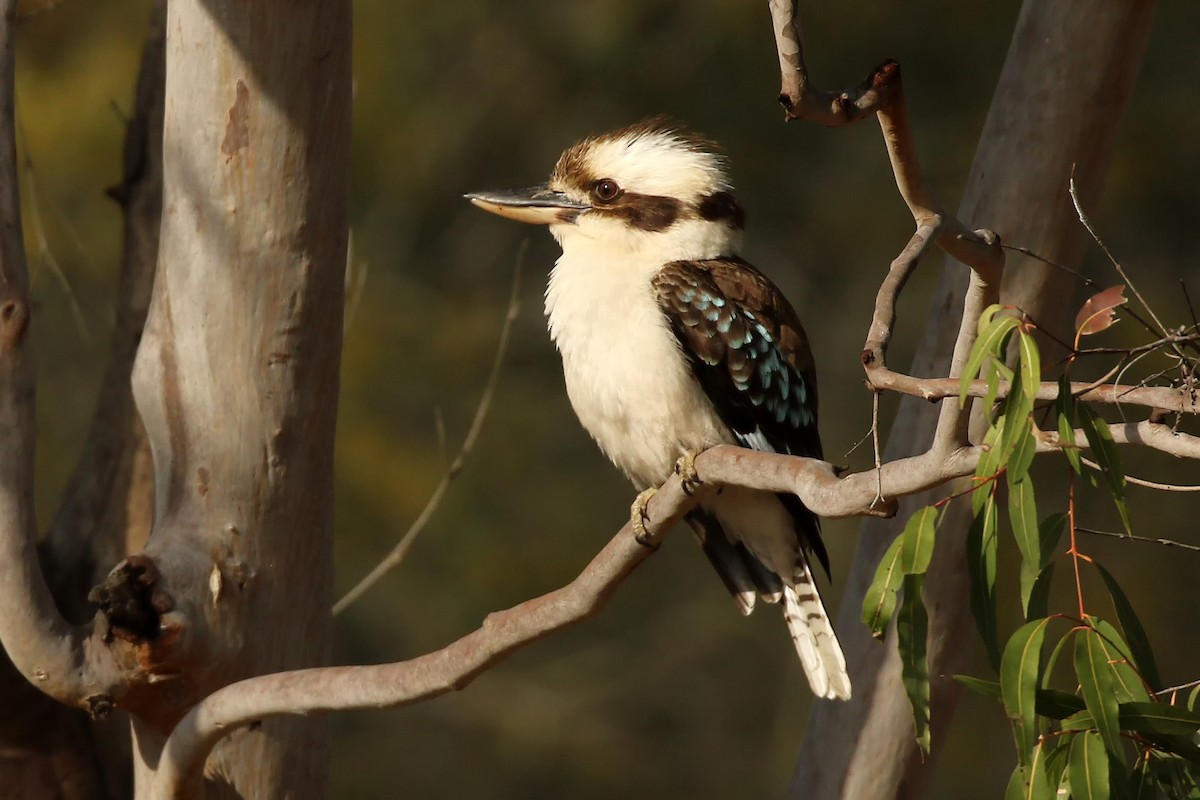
left=789, top=3, right=1156, bottom=797
left=0, top=6, right=164, bottom=798
left=127, top=0, right=350, bottom=795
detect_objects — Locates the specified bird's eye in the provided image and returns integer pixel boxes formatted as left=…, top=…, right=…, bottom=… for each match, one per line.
left=593, top=179, right=622, bottom=203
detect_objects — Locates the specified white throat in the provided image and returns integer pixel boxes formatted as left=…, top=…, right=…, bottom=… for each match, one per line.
left=542, top=218, right=741, bottom=486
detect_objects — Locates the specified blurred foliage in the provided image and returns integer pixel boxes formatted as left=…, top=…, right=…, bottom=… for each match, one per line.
left=11, top=0, right=1200, bottom=797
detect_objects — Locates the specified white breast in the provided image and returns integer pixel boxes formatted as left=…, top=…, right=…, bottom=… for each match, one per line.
left=545, top=244, right=732, bottom=489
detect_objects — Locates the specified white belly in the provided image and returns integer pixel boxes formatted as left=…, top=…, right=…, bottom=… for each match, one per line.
left=545, top=253, right=731, bottom=489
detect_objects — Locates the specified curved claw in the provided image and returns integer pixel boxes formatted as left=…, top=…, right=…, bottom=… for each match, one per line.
left=674, top=449, right=703, bottom=496
left=630, top=487, right=659, bottom=549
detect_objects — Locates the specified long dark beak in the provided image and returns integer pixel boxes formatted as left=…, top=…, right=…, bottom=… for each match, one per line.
left=465, top=184, right=589, bottom=225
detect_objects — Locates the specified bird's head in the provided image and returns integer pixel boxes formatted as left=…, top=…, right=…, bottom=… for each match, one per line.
left=467, top=118, right=745, bottom=263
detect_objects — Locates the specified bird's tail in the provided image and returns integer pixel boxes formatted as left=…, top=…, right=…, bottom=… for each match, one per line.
left=783, top=553, right=851, bottom=700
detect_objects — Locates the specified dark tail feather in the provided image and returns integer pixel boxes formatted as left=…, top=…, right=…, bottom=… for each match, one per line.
left=778, top=491, right=830, bottom=579
left=686, top=509, right=783, bottom=615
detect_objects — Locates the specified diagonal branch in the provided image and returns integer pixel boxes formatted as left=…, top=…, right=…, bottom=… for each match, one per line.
left=151, top=473, right=701, bottom=798
left=149, top=398, right=1200, bottom=795
left=0, top=0, right=126, bottom=710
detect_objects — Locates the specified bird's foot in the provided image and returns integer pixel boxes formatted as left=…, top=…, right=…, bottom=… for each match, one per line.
left=675, top=449, right=703, bottom=496
left=630, top=487, right=659, bottom=549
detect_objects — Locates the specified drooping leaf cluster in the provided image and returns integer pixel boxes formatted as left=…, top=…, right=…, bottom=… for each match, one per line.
left=864, top=304, right=1200, bottom=797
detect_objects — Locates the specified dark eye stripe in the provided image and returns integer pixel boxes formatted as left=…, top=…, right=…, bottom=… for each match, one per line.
left=697, top=191, right=745, bottom=230
left=594, top=192, right=683, bottom=232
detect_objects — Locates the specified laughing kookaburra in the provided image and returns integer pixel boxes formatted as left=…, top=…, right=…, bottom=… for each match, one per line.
left=466, top=119, right=850, bottom=700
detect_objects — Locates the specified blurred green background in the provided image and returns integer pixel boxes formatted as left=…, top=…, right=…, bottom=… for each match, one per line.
left=13, top=1, right=1200, bottom=797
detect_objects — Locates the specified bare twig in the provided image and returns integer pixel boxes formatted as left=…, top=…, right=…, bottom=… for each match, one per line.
left=1076, top=526, right=1200, bottom=553
left=1069, top=177, right=1171, bottom=342
left=333, top=258, right=523, bottom=615
left=1156, top=678, right=1200, bottom=697
left=871, top=389, right=883, bottom=507
left=343, top=231, right=370, bottom=333
left=866, top=369, right=1199, bottom=416
left=1079, top=456, right=1200, bottom=492
left=17, top=138, right=90, bottom=342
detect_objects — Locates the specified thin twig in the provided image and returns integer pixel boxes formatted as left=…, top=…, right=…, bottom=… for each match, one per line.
left=842, top=422, right=874, bottom=461
left=1181, top=281, right=1200, bottom=338
left=333, top=254, right=524, bottom=615
left=1003, top=240, right=1183, bottom=352
left=1079, top=456, right=1200, bottom=492
left=1069, top=178, right=1180, bottom=356
left=871, top=389, right=883, bottom=506
left=1156, top=678, right=1200, bottom=697
left=343, top=231, right=370, bottom=333
left=16, top=122, right=90, bottom=343
left=1076, top=526, right=1200, bottom=553
left=1000, top=243, right=1100, bottom=291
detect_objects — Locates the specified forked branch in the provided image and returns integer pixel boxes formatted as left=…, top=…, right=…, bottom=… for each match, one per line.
left=148, top=2, right=1198, bottom=793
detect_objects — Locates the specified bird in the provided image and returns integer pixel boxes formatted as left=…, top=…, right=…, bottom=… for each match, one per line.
left=466, top=118, right=850, bottom=700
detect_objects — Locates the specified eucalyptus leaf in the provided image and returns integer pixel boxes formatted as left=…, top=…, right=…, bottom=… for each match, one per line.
left=1002, top=618, right=1050, bottom=766
left=967, top=495, right=1000, bottom=666
left=898, top=574, right=931, bottom=754
left=862, top=535, right=905, bottom=638
left=1069, top=731, right=1111, bottom=800
left=1076, top=620, right=1126, bottom=763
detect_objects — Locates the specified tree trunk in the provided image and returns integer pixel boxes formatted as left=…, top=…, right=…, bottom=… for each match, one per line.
left=789, top=2, right=1156, bottom=797
left=125, top=0, right=350, bottom=795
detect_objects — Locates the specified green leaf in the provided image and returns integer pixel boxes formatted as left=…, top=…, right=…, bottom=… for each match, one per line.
left=966, top=494, right=1000, bottom=666
left=898, top=574, right=931, bottom=754
left=1057, top=373, right=1083, bottom=474
left=1094, top=562, right=1162, bottom=691
left=1148, top=736, right=1200, bottom=768
left=1070, top=731, right=1111, bottom=800
left=1044, top=627, right=1075, bottom=691
left=977, top=416, right=1008, bottom=485
left=955, top=674, right=1002, bottom=701
left=900, top=504, right=940, bottom=576
left=1006, top=415, right=1037, bottom=484
left=954, top=675, right=1087, bottom=720
left=1045, top=737, right=1073, bottom=796
left=961, top=306, right=1019, bottom=405
left=1117, top=702, right=1200, bottom=737
left=1038, top=512, right=1066, bottom=565
left=1007, top=475, right=1040, bottom=616
left=1005, top=759, right=1055, bottom=800
left=1025, top=563, right=1055, bottom=623
left=1017, top=327, right=1041, bottom=405
left=1003, top=765, right=1026, bottom=800
left=984, top=357, right=1013, bottom=421
left=995, top=329, right=1038, bottom=476
left=1002, top=618, right=1050, bottom=766
left=1027, top=741, right=1056, bottom=800
left=1035, top=688, right=1088, bottom=720
left=862, top=535, right=905, bottom=639
left=1077, top=620, right=1126, bottom=763
left=1078, top=404, right=1131, bottom=532
left=1129, top=757, right=1157, bottom=800
left=1189, top=684, right=1200, bottom=712
left=1147, top=750, right=1200, bottom=795
left=1093, top=618, right=1152, bottom=704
